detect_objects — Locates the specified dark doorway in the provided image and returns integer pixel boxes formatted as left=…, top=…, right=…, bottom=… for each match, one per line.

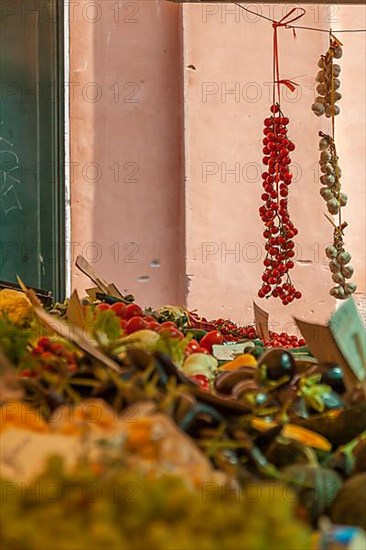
left=0, top=0, right=65, bottom=299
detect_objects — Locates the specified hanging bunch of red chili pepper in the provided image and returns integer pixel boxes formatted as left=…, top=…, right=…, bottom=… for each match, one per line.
left=258, top=9, right=305, bottom=305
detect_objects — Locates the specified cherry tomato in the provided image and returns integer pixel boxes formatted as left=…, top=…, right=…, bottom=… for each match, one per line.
left=148, top=321, right=160, bottom=331
left=158, top=327, right=184, bottom=340
left=38, top=337, right=51, bottom=350
left=42, top=364, right=53, bottom=371
left=125, top=316, right=148, bottom=334
left=120, top=319, right=127, bottom=330
left=19, top=369, right=37, bottom=378
left=190, top=374, right=210, bottom=390
left=159, top=321, right=178, bottom=329
left=19, top=369, right=31, bottom=377
left=199, top=330, right=224, bottom=352
left=184, top=340, right=201, bottom=356
left=110, top=302, right=127, bottom=318
left=50, top=343, right=64, bottom=356
left=40, top=351, right=55, bottom=362
left=96, top=303, right=110, bottom=312
left=143, top=315, right=156, bottom=323
left=124, top=303, right=143, bottom=320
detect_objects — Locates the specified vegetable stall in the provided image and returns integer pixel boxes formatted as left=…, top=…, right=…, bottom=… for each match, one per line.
left=0, top=257, right=365, bottom=549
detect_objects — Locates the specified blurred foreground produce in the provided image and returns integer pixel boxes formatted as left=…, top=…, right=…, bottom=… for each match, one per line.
left=1, top=456, right=311, bottom=550
left=330, top=473, right=366, bottom=530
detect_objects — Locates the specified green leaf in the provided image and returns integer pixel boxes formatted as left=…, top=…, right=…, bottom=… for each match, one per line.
left=266, top=375, right=291, bottom=390
left=152, top=334, right=191, bottom=368
left=303, top=374, right=322, bottom=386
left=300, top=386, right=325, bottom=412
left=0, top=316, right=33, bottom=365
left=92, top=310, right=121, bottom=346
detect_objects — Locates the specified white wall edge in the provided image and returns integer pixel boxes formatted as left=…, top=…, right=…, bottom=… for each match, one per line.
left=64, top=0, right=71, bottom=298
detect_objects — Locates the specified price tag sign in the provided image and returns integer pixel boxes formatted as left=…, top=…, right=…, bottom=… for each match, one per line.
left=212, top=343, right=254, bottom=361
left=253, top=302, right=270, bottom=341
left=75, top=255, right=124, bottom=299
left=329, top=298, right=365, bottom=382
left=294, top=297, right=365, bottom=393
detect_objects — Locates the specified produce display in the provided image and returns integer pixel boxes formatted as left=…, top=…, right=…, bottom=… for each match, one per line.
left=0, top=280, right=365, bottom=549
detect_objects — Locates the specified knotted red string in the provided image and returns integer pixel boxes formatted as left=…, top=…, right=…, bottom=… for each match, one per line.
left=272, top=8, right=306, bottom=103
left=275, top=79, right=299, bottom=92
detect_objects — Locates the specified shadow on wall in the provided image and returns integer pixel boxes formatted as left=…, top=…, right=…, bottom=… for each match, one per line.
left=74, top=0, right=185, bottom=307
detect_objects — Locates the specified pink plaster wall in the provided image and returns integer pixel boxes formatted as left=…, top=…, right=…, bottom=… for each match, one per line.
left=70, top=1, right=365, bottom=328
left=70, top=0, right=185, bottom=307
left=336, top=7, right=366, bottom=295
left=183, top=3, right=365, bottom=330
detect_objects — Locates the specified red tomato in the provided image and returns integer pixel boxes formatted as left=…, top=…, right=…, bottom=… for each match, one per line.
left=191, top=374, right=210, bottom=390
left=19, top=369, right=38, bottom=378
left=159, top=321, right=178, bottom=329
left=42, top=364, right=53, bottom=371
left=158, top=327, right=184, bottom=340
left=120, top=319, right=127, bottom=330
left=199, top=330, right=224, bottom=352
left=125, top=316, right=148, bottom=334
left=143, top=315, right=156, bottom=323
left=50, top=343, right=64, bottom=356
left=184, top=339, right=200, bottom=356
left=96, top=303, right=110, bottom=312
left=40, top=351, right=55, bottom=362
left=124, top=303, right=143, bottom=320
left=110, top=302, right=127, bottom=318
left=148, top=321, right=160, bottom=331
left=19, top=369, right=31, bottom=377
left=38, top=337, right=51, bottom=350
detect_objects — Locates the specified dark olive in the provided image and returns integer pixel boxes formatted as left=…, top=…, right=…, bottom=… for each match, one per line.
left=318, top=362, right=346, bottom=394
left=354, top=439, right=366, bottom=474
left=251, top=346, right=264, bottom=359
left=255, top=392, right=268, bottom=406
left=258, top=348, right=296, bottom=381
